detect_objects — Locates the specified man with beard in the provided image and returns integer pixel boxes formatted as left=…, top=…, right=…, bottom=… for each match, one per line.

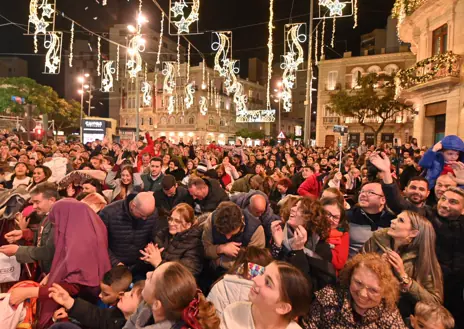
left=370, top=152, right=464, bottom=328
left=403, top=177, right=430, bottom=208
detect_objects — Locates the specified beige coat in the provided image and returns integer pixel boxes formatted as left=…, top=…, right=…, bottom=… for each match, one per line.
left=362, top=228, right=442, bottom=305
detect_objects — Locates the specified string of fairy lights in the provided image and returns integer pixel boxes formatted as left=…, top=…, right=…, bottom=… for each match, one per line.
left=23, top=0, right=358, bottom=123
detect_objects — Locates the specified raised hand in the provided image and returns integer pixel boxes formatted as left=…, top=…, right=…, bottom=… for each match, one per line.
left=271, top=221, right=284, bottom=248
left=48, top=283, right=75, bottom=310
left=15, top=213, right=30, bottom=230
left=291, top=225, right=308, bottom=251
left=369, top=152, right=391, bottom=173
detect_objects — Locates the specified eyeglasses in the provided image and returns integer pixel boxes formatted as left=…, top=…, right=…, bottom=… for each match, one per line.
left=168, top=217, right=183, bottom=225
left=326, top=212, right=341, bottom=221
left=351, top=278, right=380, bottom=297
left=359, top=190, right=384, bottom=197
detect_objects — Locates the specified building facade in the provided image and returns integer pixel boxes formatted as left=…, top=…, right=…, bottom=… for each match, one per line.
left=0, top=57, right=28, bottom=78
left=315, top=51, right=416, bottom=148
left=394, top=0, right=464, bottom=146
left=119, top=64, right=270, bottom=145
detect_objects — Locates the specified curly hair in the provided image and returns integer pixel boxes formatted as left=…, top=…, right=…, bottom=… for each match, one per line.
left=339, top=253, right=400, bottom=311
left=298, top=197, right=331, bottom=240
left=279, top=195, right=301, bottom=222
left=213, top=201, right=243, bottom=235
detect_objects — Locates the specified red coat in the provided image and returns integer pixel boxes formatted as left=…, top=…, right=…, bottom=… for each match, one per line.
left=327, top=229, right=349, bottom=273
left=297, top=174, right=321, bottom=199
left=137, top=132, right=155, bottom=172
left=220, top=173, right=232, bottom=188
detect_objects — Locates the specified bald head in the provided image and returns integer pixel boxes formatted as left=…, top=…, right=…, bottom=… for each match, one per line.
left=130, top=192, right=156, bottom=220
left=249, top=194, right=267, bottom=218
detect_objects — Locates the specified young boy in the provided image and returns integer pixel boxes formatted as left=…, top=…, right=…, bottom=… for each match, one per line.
left=49, top=280, right=145, bottom=329
left=410, top=302, right=455, bottom=329
left=99, top=265, right=133, bottom=307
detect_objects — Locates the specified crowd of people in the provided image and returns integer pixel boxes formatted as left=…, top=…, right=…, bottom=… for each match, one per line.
left=0, top=131, right=462, bottom=329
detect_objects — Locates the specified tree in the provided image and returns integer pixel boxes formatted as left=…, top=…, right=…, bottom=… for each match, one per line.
left=0, top=77, right=82, bottom=133
left=235, top=128, right=265, bottom=140
left=328, top=73, right=413, bottom=144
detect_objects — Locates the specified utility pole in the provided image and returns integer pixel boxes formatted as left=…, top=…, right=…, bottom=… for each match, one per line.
left=79, top=87, right=84, bottom=142
left=135, top=73, right=140, bottom=141
left=304, top=0, right=314, bottom=146
left=87, top=84, right=93, bottom=116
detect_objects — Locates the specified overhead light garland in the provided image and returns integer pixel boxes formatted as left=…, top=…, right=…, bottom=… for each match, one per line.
left=116, top=45, right=120, bottom=81
left=127, top=34, right=145, bottom=79
left=331, top=17, right=336, bottom=48
left=43, top=31, right=62, bottom=74
left=97, top=36, right=101, bottom=76
left=69, top=21, right=74, bottom=67
left=142, top=81, right=152, bottom=107
left=101, top=60, right=115, bottom=92
left=280, top=23, right=306, bottom=112
left=199, top=96, right=208, bottom=115
left=212, top=32, right=231, bottom=77
left=266, top=0, right=274, bottom=109
left=315, top=25, right=319, bottom=65
left=321, top=18, right=326, bottom=59
left=169, top=0, right=200, bottom=34
left=187, top=43, right=191, bottom=81
left=201, top=59, right=206, bottom=89
left=162, top=62, right=176, bottom=95
left=353, top=0, right=358, bottom=28
left=156, top=13, right=165, bottom=65
left=28, top=0, right=56, bottom=53
left=184, top=83, right=195, bottom=109
left=177, top=34, right=181, bottom=77
left=236, top=110, right=276, bottom=123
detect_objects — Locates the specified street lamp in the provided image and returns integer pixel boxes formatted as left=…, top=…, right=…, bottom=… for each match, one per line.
left=77, top=74, right=88, bottom=142
left=274, top=80, right=283, bottom=136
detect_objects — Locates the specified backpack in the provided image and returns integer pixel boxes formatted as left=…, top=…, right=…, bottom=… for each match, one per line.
left=8, top=281, right=40, bottom=329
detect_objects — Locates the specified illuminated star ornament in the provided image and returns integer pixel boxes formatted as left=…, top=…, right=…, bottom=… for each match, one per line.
left=169, top=0, right=200, bottom=34
left=43, top=32, right=62, bottom=74
left=40, top=2, right=54, bottom=18
left=326, top=0, right=346, bottom=17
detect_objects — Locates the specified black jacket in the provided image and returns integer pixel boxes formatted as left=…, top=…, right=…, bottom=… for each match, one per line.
left=154, top=186, right=194, bottom=219
left=193, top=178, right=229, bottom=214
left=154, top=225, right=204, bottom=277
left=67, top=298, right=126, bottom=329
left=99, top=194, right=167, bottom=267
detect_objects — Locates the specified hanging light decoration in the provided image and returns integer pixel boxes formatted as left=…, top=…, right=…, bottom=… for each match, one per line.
left=116, top=45, right=120, bottom=81
left=353, top=0, right=358, bottom=28
left=184, top=83, right=195, bottom=109
left=199, top=96, right=208, bottom=115
left=187, top=43, right=191, bottom=81
left=201, top=59, right=206, bottom=89
left=331, top=16, right=336, bottom=48
left=97, top=36, right=101, bottom=76
left=321, top=18, right=326, bottom=59
left=315, top=25, right=319, bottom=65
left=280, top=24, right=306, bottom=113
left=156, top=13, right=165, bottom=65
left=212, top=32, right=231, bottom=77
left=43, top=31, right=62, bottom=74
left=162, top=62, right=176, bottom=95
left=142, top=81, right=152, bottom=107
left=28, top=0, right=56, bottom=53
left=266, top=0, right=275, bottom=110
left=177, top=34, right=181, bottom=77
left=101, top=60, right=115, bottom=92
left=168, top=95, right=175, bottom=114
left=169, top=0, right=200, bottom=34
left=325, top=0, right=347, bottom=17
left=69, top=21, right=74, bottom=67
left=127, top=34, right=146, bottom=79
left=236, top=110, right=275, bottom=123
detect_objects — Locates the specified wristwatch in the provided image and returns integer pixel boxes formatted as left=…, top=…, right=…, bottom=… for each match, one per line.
left=400, top=274, right=411, bottom=292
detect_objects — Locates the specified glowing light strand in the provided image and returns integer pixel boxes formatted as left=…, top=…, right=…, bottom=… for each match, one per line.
left=156, top=13, right=165, bottom=65
left=353, top=0, right=358, bottom=28
left=116, top=45, right=120, bottom=81
left=69, top=22, right=74, bottom=67
left=177, top=34, right=181, bottom=77
left=187, top=43, right=191, bottom=82
left=315, top=25, right=319, bottom=65
left=266, top=0, right=274, bottom=109
left=29, top=0, right=56, bottom=53
left=236, top=109, right=275, bottom=123
left=168, top=95, right=175, bottom=114
left=162, top=62, right=176, bottom=95
left=202, top=59, right=206, bottom=88
left=127, top=34, right=145, bottom=79
left=142, top=81, right=152, bottom=107
left=212, top=32, right=231, bottom=77
left=331, top=16, right=336, bottom=48
left=199, top=96, right=208, bottom=115
left=43, top=32, right=62, bottom=74
left=184, top=83, right=195, bottom=109
left=101, top=60, right=115, bottom=92
left=97, top=36, right=101, bottom=76
left=321, top=19, right=326, bottom=59
left=280, top=24, right=306, bottom=112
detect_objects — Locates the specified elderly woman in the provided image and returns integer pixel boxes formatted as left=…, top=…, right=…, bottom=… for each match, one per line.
left=140, top=203, right=204, bottom=277
left=301, top=253, right=407, bottom=329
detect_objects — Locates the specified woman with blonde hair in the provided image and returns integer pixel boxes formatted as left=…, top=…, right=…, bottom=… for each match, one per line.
left=363, top=210, right=443, bottom=319
left=125, top=261, right=220, bottom=329
left=301, top=253, right=406, bottom=329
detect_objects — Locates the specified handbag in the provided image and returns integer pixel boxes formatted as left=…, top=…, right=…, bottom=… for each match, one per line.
left=0, top=253, right=20, bottom=283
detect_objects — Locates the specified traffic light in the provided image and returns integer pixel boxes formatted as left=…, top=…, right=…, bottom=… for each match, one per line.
left=34, top=128, right=43, bottom=140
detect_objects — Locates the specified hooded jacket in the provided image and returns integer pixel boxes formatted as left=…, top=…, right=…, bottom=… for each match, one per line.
left=363, top=228, right=442, bottom=317
left=230, top=190, right=280, bottom=245
left=419, top=135, right=464, bottom=188
left=207, top=274, right=254, bottom=316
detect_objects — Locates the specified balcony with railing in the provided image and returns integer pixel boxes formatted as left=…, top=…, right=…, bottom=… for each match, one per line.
left=395, top=51, right=461, bottom=96
left=392, top=0, right=428, bottom=21
left=323, top=117, right=340, bottom=125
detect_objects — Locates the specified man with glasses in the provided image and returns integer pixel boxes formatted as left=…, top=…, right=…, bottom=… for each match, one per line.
left=154, top=175, right=193, bottom=219
left=202, top=201, right=265, bottom=273
left=99, top=192, right=166, bottom=278
left=347, top=181, right=395, bottom=257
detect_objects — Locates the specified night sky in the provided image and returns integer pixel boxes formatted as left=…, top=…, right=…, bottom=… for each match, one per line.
left=0, top=0, right=395, bottom=117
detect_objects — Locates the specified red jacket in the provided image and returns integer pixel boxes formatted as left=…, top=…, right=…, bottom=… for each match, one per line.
left=297, top=174, right=321, bottom=199
left=137, top=132, right=155, bottom=172
left=327, top=229, right=349, bottom=273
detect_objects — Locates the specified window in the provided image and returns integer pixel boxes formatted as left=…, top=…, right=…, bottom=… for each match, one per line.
left=367, top=66, right=381, bottom=74
left=351, top=68, right=363, bottom=88
left=327, top=71, right=338, bottom=90
left=177, top=116, right=183, bottom=124
left=208, top=117, right=214, bottom=125
left=188, top=117, right=194, bottom=125
left=169, top=117, right=175, bottom=125
left=141, top=118, right=144, bottom=125
left=149, top=117, right=153, bottom=125
left=220, top=118, right=225, bottom=126
left=384, top=64, right=399, bottom=75
left=432, top=24, right=448, bottom=55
